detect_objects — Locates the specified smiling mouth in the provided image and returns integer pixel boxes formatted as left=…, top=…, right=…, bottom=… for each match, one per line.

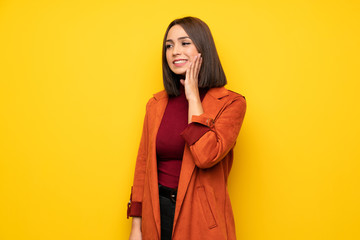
left=173, top=59, right=188, bottom=68
left=173, top=59, right=187, bottom=64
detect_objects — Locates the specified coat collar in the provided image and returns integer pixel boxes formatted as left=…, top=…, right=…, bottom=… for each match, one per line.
left=207, top=86, right=229, bottom=99
left=153, top=90, right=167, bottom=100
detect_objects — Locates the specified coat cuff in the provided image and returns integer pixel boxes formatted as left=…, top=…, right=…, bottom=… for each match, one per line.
left=127, top=186, right=142, bottom=218
left=181, top=113, right=214, bottom=145
left=127, top=201, right=142, bottom=218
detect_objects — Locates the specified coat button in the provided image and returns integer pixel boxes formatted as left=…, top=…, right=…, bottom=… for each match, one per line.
left=206, top=118, right=214, bottom=127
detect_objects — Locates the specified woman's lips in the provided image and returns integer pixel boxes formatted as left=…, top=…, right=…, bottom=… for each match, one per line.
left=173, top=59, right=187, bottom=67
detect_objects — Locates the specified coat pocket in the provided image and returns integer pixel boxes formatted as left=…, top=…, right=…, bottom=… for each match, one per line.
left=197, top=186, right=217, bottom=229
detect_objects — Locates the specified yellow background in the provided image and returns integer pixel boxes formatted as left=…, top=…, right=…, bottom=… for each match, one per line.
left=1, top=0, right=359, bottom=239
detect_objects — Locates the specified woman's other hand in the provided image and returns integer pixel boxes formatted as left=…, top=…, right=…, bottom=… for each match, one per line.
left=129, top=217, right=142, bottom=240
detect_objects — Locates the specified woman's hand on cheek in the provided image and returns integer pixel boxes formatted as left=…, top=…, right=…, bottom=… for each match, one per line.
left=180, top=53, right=202, bottom=102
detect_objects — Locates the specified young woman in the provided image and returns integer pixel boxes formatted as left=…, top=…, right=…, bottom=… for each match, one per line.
left=128, top=16, right=246, bottom=240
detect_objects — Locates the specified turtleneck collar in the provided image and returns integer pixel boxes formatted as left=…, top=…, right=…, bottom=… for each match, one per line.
left=177, top=84, right=208, bottom=99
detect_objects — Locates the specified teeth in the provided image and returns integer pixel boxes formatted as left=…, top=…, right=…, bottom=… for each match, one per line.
left=174, top=60, right=186, bottom=64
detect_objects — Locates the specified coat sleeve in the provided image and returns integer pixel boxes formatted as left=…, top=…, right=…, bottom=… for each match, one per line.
left=127, top=99, right=152, bottom=218
left=180, top=95, right=246, bottom=169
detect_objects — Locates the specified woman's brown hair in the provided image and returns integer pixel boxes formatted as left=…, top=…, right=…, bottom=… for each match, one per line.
left=162, top=16, right=227, bottom=96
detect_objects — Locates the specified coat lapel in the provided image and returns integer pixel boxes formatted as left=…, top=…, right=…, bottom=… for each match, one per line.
left=172, top=87, right=230, bottom=229
left=148, top=90, right=168, bottom=238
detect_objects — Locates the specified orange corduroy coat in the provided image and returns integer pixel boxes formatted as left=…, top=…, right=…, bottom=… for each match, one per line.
left=129, top=86, right=246, bottom=240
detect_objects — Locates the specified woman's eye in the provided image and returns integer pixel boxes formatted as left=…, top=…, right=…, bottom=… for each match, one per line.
left=166, top=45, right=172, bottom=49
left=182, top=42, right=190, bottom=46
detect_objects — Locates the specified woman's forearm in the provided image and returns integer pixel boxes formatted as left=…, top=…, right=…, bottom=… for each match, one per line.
left=188, top=97, right=204, bottom=123
left=131, top=217, right=142, bottom=230
left=129, top=217, right=142, bottom=240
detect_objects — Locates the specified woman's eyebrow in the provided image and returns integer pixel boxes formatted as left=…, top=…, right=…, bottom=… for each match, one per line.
left=166, top=36, right=190, bottom=42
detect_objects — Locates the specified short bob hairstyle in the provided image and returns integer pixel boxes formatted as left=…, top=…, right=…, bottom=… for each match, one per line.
left=162, top=16, right=227, bottom=96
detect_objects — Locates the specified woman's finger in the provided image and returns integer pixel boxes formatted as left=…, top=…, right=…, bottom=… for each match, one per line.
left=192, top=55, right=199, bottom=81
left=190, top=55, right=197, bottom=81
left=185, top=61, right=191, bottom=83
left=195, top=55, right=202, bottom=79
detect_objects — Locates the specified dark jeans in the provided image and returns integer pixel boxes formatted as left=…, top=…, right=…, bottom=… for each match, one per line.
left=159, top=189, right=176, bottom=240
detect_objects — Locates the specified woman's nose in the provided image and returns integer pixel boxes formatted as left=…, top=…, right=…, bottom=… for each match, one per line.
left=172, top=44, right=181, bottom=55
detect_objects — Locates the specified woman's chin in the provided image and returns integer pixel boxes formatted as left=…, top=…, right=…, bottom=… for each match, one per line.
left=175, top=73, right=186, bottom=79
left=174, top=70, right=186, bottom=76
left=170, top=67, right=186, bottom=76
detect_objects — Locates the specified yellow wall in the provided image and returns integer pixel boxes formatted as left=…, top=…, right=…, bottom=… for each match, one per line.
left=1, top=0, right=359, bottom=239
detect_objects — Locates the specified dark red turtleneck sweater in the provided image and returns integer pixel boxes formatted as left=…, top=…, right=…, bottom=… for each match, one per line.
left=156, top=87, right=207, bottom=189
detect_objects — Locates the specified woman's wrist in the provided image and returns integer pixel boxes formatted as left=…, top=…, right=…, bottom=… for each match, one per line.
left=187, top=95, right=201, bottom=104
left=131, top=217, right=142, bottom=230
left=184, top=85, right=200, bottom=101
left=129, top=217, right=142, bottom=240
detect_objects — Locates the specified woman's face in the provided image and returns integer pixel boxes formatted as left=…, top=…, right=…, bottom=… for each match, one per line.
left=165, top=24, right=200, bottom=76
